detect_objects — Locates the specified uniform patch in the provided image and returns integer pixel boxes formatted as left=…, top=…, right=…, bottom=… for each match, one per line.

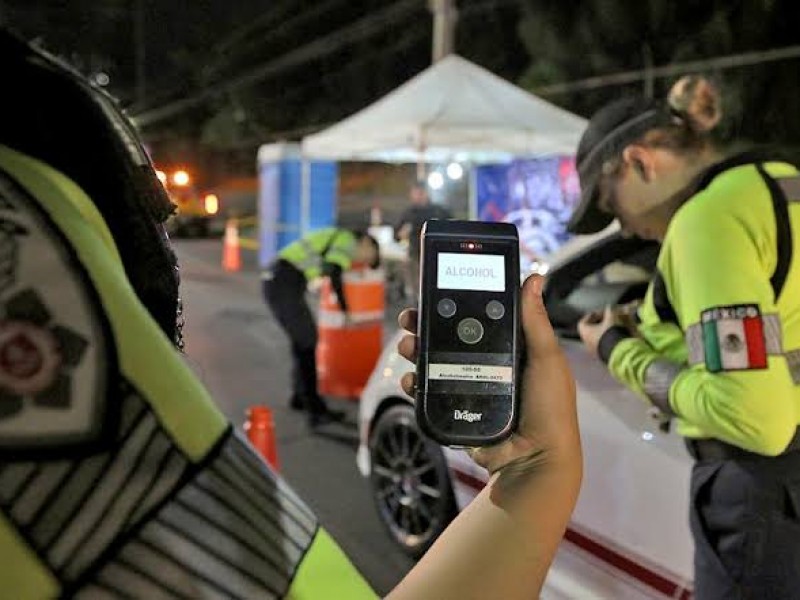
left=0, top=320, right=62, bottom=395
left=0, top=170, right=112, bottom=454
left=701, top=304, right=767, bottom=372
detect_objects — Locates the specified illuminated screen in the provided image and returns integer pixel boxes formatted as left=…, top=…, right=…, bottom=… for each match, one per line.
left=437, top=253, right=505, bottom=292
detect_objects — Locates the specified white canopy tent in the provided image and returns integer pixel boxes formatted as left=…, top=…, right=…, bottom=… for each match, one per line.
left=302, top=54, right=587, bottom=164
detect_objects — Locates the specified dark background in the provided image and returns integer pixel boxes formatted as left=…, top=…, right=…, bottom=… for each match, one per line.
left=3, top=0, right=800, bottom=189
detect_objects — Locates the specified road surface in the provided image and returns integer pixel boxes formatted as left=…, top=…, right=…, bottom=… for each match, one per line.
left=174, top=239, right=414, bottom=596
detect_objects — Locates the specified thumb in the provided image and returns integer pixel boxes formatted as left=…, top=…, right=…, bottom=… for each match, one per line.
left=521, top=274, right=559, bottom=359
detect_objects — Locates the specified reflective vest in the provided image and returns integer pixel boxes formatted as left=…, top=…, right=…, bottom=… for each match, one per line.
left=0, top=145, right=376, bottom=599
left=278, top=228, right=357, bottom=281
left=606, top=153, right=800, bottom=455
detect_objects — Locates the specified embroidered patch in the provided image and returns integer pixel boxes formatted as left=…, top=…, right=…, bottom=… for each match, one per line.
left=701, top=304, right=767, bottom=372
left=0, top=169, right=112, bottom=454
left=0, top=320, right=62, bottom=395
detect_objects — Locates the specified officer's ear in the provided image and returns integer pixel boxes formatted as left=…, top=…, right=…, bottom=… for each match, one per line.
left=621, top=145, right=655, bottom=183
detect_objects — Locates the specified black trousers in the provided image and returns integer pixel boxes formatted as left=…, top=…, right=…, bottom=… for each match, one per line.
left=690, top=450, right=800, bottom=599
left=262, top=260, right=325, bottom=414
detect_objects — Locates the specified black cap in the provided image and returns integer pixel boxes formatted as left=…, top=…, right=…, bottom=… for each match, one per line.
left=568, top=97, right=675, bottom=234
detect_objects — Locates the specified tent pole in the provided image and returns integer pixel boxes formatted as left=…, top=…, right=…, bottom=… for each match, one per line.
left=301, top=156, right=310, bottom=237
left=468, top=164, right=478, bottom=221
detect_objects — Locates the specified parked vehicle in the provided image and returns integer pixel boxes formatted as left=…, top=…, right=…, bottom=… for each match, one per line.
left=157, top=168, right=221, bottom=237
left=357, top=225, right=695, bottom=599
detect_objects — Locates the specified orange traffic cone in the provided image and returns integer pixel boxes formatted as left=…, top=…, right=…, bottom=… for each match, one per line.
left=222, top=218, right=242, bottom=272
left=244, top=406, right=279, bottom=471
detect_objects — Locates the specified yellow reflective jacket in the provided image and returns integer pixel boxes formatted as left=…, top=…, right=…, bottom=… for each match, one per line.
left=278, top=228, right=357, bottom=281
left=604, top=154, right=800, bottom=455
left=0, top=145, right=376, bottom=599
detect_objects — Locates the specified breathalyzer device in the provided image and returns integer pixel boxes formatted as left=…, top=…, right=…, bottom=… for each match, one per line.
left=415, top=220, right=522, bottom=447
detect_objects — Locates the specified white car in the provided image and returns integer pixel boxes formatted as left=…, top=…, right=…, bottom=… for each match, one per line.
left=357, top=227, right=695, bottom=599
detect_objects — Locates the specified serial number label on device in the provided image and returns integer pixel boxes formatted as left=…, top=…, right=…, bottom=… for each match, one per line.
left=429, top=363, right=513, bottom=383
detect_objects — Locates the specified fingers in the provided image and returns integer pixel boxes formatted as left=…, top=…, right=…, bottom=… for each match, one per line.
left=576, top=317, right=592, bottom=342
left=521, top=274, right=559, bottom=359
left=580, top=310, right=603, bottom=326
left=397, top=333, right=417, bottom=363
left=400, top=371, right=416, bottom=397
left=397, top=308, right=418, bottom=397
left=398, top=309, right=418, bottom=334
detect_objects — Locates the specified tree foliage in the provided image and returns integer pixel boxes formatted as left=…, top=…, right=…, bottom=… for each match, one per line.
left=4, top=0, right=800, bottom=173
left=516, top=0, right=800, bottom=150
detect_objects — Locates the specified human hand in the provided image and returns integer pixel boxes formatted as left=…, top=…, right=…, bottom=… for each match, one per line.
left=577, top=305, right=632, bottom=357
left=396, top=275, right=580, bottom=475
left=616, top=300, right=641, bottom=333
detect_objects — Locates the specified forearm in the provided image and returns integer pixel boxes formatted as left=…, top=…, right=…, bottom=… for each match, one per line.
left=604, top=331, right=657, bottom=397
left=323, top=262, right=348, bottom=313
left=388, top=450, right=581, bottom=600
left=670, top=364, right=796, bottom=455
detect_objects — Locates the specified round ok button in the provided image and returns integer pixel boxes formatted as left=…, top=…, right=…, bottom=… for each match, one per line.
left=457, top=318, right=484, bottom=345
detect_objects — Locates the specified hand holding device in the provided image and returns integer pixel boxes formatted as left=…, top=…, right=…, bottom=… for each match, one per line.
left=392, top=277, right=582, bottom=599
left=397, top=273, right=580, bottom=473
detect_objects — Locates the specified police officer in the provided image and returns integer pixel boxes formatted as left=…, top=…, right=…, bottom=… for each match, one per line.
left=395, top=181, right=452, bottom=301
left=0, top=29, right=379, bottom=599
left=262, top=227, right=379, bottom=428
left=574, top=76, right=800, bottom=599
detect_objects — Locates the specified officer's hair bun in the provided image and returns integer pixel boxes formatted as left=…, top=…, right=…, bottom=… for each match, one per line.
left=668, top=75, right=722, bottom=134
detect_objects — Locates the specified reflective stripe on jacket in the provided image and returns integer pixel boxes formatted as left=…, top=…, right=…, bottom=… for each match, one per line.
left=278, top=228, right=357, bottom=281
left=0, top=145, right=376, bottom=599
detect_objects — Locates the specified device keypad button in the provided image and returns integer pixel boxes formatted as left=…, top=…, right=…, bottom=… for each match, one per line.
left=485, top=300, right=505, bottom=320
left=437, top=298, right=457, bottom=318
left=457, top=318, right=484, bottom=344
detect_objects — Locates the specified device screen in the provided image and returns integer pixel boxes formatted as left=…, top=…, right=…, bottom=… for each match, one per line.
left=436, top=253, right=505, bottom=292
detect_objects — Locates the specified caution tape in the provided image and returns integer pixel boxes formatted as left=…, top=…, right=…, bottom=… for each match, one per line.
left=342, top=269, right=385, bottom=283
left=317, top=309, right=385, bottom=328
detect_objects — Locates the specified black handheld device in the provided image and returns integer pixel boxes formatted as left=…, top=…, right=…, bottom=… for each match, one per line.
left=416, top=219, right=522, bottom=447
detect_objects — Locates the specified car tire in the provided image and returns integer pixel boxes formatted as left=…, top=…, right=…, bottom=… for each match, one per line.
left=369, top=403, right=457, bottom=558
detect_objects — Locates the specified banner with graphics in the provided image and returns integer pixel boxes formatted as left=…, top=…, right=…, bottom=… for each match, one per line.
left=476, top=156, right=580, bottom=272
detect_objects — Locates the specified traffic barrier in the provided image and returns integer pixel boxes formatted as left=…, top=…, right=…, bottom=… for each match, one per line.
left=222, top=218, right=242, bottom=272
left=317, top=268, right=385, bottom=399
left=244, top=405, right=280, bottom=471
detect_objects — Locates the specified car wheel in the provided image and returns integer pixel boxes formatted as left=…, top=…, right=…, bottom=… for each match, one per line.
left=369, top=403, right=457, bottom=558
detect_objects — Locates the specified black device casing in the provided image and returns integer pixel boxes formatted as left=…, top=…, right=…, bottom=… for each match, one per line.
left=416, top=220, right=522, bottom=447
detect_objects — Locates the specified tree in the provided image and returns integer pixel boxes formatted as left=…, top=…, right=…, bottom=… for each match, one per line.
left=516, top=0, right=800, bottom=151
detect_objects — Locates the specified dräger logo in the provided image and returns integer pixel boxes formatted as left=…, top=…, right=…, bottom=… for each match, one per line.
left=453, top=409, right=483, bottom=423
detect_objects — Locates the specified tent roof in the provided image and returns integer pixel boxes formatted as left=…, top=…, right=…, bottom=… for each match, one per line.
left=301, top=55, right=587, bottom=163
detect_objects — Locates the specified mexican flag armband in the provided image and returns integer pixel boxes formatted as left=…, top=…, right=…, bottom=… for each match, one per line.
left=699, top=304, right=770, bottom=372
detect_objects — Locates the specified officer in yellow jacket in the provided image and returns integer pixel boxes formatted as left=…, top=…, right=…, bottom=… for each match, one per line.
left=0, top=29, right=376, bottom=599
left=575, top=77, right=800, bottom=598
left=262, top=228, right=379, bottom=427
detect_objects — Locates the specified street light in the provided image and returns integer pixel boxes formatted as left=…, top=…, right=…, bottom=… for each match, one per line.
left=204, top=194, right=219, bottom=215
left=172, top=170, right=190, bottom=186
left=428, top=171, right=445, bottom=190
left=446, top=162, right=463, bottom=180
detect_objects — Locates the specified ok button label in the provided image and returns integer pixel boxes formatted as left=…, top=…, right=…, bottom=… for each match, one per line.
left=457, top=318, right=484, bottom=345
